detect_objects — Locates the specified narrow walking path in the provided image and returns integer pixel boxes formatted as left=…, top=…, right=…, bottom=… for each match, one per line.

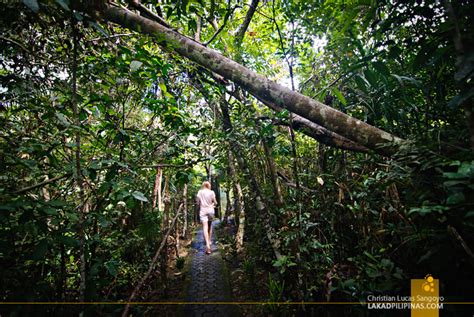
left=184, top=220, right=237, bottom=316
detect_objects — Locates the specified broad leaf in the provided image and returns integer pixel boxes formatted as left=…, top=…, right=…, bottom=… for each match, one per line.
left=132, top=191, right=148, bottom=202
left=23, top=0, right=39, bottom=12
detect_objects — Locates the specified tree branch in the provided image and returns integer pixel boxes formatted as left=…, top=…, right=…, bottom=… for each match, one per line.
left=0, top=35, right=68, bottom=66
left=128, top=0, right=170, bottom=28
left=204, top=0, right=236, bottom=46
left=234, top=0, right=259, bottom=52
left=12, top=173, right=72, bottom=195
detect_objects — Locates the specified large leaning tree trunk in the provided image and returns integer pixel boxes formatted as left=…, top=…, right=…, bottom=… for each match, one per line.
left=96, top=5, right=402, bottom=156
left=224, top=88, right=370, bottom=153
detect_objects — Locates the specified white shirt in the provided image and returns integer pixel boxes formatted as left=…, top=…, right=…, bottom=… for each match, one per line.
left=196, top=188, right=217, bottom=215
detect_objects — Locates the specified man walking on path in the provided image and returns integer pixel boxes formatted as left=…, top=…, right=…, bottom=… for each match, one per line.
left=196, top=181, right=217, bottom=254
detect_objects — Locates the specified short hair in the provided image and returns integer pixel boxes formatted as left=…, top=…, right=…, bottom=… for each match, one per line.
left=202, top=181, right=211, bottom=189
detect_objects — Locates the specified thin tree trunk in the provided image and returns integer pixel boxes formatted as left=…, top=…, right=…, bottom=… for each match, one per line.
left=227, top=150, right=245, bottom=251
left=234, top=0, right=259, bottom=62
left=41, top=172, right=51, bottom=201
left=163, top=175, right=170, bottom=226
left=101, top=5, right=401, bottom=155
left=182, top=183, right=188, bottom=238
left=175, top=195, right=180, bottom=256
left=12, top=172, right=72, bottom=194
left=212, top=176, right=221, bottom=218
left=71, top=15, right=87, bottom=309
left=194, top=15, right=201, bottom=42
left=224, top=187, right=231, bottom=225
left=158, top=168, right=163, bottom=211
left=318, top=143, right=326, bottom=173
left=160, top=177, right=171, bottom=298
left=119, top=101, right=126, bottom=161
left=262, top=141, right=284, bottom=206
left=447, top=225, right=474, bottom=268
left=152, top=167, right=162, bottom=210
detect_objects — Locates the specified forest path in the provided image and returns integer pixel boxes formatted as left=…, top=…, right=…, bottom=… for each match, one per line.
left=183, top=220, right=237, bottom=316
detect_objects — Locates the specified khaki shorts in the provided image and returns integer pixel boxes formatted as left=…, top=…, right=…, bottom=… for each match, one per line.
left=200, top=212, right=215, bottom=223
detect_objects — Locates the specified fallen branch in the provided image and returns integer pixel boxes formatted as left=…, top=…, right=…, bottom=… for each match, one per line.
left=121, top=203, right=183, bottom=317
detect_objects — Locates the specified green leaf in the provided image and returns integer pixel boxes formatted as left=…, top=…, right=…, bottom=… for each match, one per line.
left=132, top=191, right=148, bottom=202
left=367, top=270, right=382, bottom=278
left=447, top=89, right=474, bottom=109
left=276, top=109, right=290, bottom=119
left=48, top=200, right=67, bottom=207
left=89, top=160, right=102, bottom=170
left=159, top=83, right=173, bottom=98
left=89, top=21, right=108, bottom=36
left=55, top=112, right=70, bottom=127
left=364, top=69, right=378, bottom=87
left=43, top=207, right=58, bottom=216
left=130, top=60, right=143, bottom=72
left=23, top=0, right=39, bottom=12
left=443, top=172, right=467, bottom=179
left=73, top=11, right=83, bottom=21
left=391, top=74, right=421, bottom=87
left=446, top=192, right=465, bottom=205
left=363, top=251, right=377, bottom=262
left=354, top=74, right=369, bottom=93
left=417, top=250, right=434, bottom=264
left=458, top=161, right=474, bottom=176
left=58, top=235, right=79, bottom=247
left=372, top=61, right=390, bottom=76
left=408, top=205, right=448, bottom=215
left=332, top=88, right=347, bottom=106
left=105, top=260, right=119, bottom=277
left=65, top=211, right=79, bottom=222
left=31, top=240, right=48, bottom=260
left=55, top=0, right=70, bottom=11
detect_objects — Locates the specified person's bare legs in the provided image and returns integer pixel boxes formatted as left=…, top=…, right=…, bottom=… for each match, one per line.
left=202, top=219, right=211, bottom=252
left=208, top=219, right=213, bottom=246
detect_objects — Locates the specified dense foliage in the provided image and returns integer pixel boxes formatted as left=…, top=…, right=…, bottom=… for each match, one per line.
left=1, top=0, right=472, bottom=315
